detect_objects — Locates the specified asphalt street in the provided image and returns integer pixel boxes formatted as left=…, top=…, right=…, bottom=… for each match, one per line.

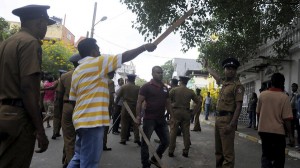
left=30, top=120, right=300, bottom=168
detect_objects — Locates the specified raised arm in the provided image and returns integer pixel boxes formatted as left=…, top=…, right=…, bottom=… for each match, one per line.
left=202, top=59, right=221, bottom=83
left=122, top=43, right=156, bottom=63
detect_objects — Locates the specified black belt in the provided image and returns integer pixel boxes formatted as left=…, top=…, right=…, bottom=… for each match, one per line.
left=1, top=99, right=24, bottom=108
left=63, top=100, right=74, bottom=104
left=216, top=111, right=233, bottom=116
left=173, top=107, right=189, bottom=110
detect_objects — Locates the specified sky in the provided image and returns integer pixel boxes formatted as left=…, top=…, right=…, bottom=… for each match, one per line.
left=1, top=0, right=200, bottom=81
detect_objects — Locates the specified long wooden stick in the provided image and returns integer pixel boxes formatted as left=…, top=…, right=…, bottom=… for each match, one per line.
left=123, top=101, right=167, bottom=168
left=153, top=8, right=194, bottom=45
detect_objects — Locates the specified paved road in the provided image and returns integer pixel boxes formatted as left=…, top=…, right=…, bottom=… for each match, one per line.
left=30, top=121, right=300, bottom=168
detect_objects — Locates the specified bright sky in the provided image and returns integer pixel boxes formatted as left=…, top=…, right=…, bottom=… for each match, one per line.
left=1, top=0, right=199, bottom=81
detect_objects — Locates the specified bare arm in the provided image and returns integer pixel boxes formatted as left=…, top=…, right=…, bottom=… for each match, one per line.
left=122, top=43, right=156, bottom=63
left=136, top=95, right=145, bottom=124
left=21, top=73, right=49, bottom=153
left=202, top=59, right=221, bottom=83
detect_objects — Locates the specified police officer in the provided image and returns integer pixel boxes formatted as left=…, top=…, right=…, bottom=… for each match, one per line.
left=191, top=88, right=203, bottom=131
left=0, top=5, right=55, bottom=167
left=56, top=53, right=81, bottom=168
left=116, top=74, right=141, bottom=145
left=168, top=76, right=199, bottom=157
left=203, top=58, right=245, bottom=168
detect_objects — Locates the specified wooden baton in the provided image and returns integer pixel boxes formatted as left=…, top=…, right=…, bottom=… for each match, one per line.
left=123, top=101, right=168, bottom=168
left=153, top=8, right=194, bottom=45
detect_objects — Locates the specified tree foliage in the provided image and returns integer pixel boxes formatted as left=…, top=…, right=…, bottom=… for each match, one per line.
left=135, top=77, right=147, bottom=86
left=121, top=0, right=300, bottom=69
left=0, top=17, right=20, bottom=42
left=161, top=60, right=174, bottom=83
left=42, top=40, right=76, bottom=77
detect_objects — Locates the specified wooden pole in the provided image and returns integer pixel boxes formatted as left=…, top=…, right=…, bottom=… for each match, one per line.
left=153, top=8, right=194, bottom=45
left=123, top=101, right=168, bottom=168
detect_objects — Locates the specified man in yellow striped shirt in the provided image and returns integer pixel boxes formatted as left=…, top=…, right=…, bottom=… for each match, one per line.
left=68, top=38, right=156, bottom=168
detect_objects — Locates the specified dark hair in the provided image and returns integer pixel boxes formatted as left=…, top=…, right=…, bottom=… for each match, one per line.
left=78, top=38, right=97, bottom=57
left=196, top=88, right=201, bottom=95
left=292, top=83, right=298, bottom=88
left=271, top=73, right=285, bottom=89
left=170, top=78, right=178, bottom=86
left=251, top=92, right=257, bottom=99
left=152, top=66, right=162, bottom=73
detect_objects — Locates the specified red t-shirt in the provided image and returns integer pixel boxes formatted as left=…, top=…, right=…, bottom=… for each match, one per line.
left=43, top=81, right=55, bottom=102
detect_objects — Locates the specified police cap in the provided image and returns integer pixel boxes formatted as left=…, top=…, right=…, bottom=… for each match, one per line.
left=179, top=76, right=190, bottom=83
left=221, top=57, right=240, bottom=68
left=12, top=5, right=55, bottom=25
left=69, top=53, right=82, bottom=64
left=127, top=74, right=137, bottom=81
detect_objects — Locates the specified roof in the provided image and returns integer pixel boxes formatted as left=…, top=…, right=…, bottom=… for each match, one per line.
left=172, top=58, right=202, bottom=77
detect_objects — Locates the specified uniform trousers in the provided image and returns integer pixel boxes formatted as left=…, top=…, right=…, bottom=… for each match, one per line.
left=0, top=105, right=36, bottom=168
left=120, top=103, right=139, bottom=142
left=53, top=100, right=62, bottom=136
left=112, top=105, right=122, bottom=132
left=215, top=115, right=235, bottom=168
left=169, top=108, right=191, bottom=154
left=193, top=108, right=202, bottom=131
left=61, top=103, right=76, bottom=166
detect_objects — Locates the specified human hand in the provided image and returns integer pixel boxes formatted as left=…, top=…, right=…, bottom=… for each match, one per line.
left=143, top=43, right=157, bottom=52
left=224, top=124, right=234, bottom=135
left=135, top=116, right=142, bottom=125
left=35, top=131, right=49, bottom=153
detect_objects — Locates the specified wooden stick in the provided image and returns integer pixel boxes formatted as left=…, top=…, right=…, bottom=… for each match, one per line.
left=153, top=8, right=194, bottom=45
left=123, top=101, right=167, bottom=168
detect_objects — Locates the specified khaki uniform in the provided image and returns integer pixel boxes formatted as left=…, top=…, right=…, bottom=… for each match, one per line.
left=0, top=28, right=42, bottom=167
left=103, top=79, right=115, bottom=147
left=193, top=95, right=203, bottom=131
left=53, top=79, right=62, bottom=136
left=118, top=83, right=140, bottom=143
left=215, top=80, right=244, bottom=168
left=169, top=86, right=199, bottom=155
left=56, top=70, right=76, bottom=166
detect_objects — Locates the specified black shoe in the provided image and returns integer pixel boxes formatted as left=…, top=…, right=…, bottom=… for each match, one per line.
left=247, top=125, right=251, bottom=128
left=182, top=152, right=188, bottom=157
left=168, top=152, right=174, bottom=157
left=154, top=139, right=160, bottom=143
left=149, top=157, right=161, bottom=168
left=103, top=146, right=112, bottom=151
left=55, top=133, right=61, bottom=137
left=119, top=141, right=126, bottom=145
left=134, top=140, right=141, bottom=146
left=112, top=131, right=120, bottom=135
left=51, top=135, right=56, bottom=140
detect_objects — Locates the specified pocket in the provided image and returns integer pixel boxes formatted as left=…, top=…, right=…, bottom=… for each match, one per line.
left=0, top=105, right=27, bottom=136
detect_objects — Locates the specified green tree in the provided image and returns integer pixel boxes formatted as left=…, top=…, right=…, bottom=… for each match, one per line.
left=135, top=77, right=147, bottom=86
left=0, top=17, right=20, bottom=42
left=120, top=0, right=300, bottom=69
left=161, top=60, right=174, bottom=83
left=42, top=40, right=76, bottom=77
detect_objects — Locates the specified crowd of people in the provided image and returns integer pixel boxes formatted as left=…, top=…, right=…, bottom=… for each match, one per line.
left=0, top=4, right=299, bottom=168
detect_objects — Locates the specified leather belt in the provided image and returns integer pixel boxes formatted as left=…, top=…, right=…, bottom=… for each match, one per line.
left=1, top=99, right=24, bottom=108
left=173, top=107, right=189, bottom=110
left=216, top=110, right=233, bottom=116
left=63, top=100, right=74, bottom=104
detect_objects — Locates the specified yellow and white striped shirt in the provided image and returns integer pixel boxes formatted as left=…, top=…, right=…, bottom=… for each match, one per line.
left=69, top=54, right=122, bottom=130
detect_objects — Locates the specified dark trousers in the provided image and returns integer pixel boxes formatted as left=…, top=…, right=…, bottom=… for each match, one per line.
left=291, top=109, right=300, bottom=144
left=259, top=132, right=286, bottom=168
left=112, top=105, right=122, bottom=132
left=248, top=110, right=256, bottom=128
left=141, top=119, right=170, bottom=168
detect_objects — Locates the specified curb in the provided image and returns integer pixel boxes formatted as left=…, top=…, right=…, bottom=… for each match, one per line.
left=201, top=119, right=300, bottom=160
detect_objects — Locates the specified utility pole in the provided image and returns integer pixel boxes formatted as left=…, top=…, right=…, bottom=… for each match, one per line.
left=90, top=2, right=97, bottom=38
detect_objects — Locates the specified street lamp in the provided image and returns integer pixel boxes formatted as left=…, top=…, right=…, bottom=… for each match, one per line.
left=90, top=2, right=107, bottom=38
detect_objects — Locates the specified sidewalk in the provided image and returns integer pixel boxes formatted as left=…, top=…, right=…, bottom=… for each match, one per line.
left=200, top=114, right=300, bottom=160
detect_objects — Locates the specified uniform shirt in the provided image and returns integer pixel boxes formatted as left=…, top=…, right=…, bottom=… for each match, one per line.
left=257, top=88, right=293, bottom=135
left=57, top=70, right=73, bottom=101
left=169, top=86, right=198, bottom=109
left=118, top=83, right=140, bottom=105
left=0, top=28, right=42, bottom=100
left=139, top=79, right=169, bottom=119
left=69, top=54, right=122, bottom=130
left=216, top=80, right=245, bottom=112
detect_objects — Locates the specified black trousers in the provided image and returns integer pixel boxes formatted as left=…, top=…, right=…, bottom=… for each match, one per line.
left=259, top=132, right=286, bottom=168
left=112, top=105, right=122, bottom=132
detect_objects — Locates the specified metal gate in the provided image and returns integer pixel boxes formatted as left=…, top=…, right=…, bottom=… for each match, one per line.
left=238, top=81, right=255, bottom=125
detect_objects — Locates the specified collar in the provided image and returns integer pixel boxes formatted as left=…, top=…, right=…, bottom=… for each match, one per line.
left=268, top=87, right=283, bottom=92
left=150, top=79, right=164, bottom=87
